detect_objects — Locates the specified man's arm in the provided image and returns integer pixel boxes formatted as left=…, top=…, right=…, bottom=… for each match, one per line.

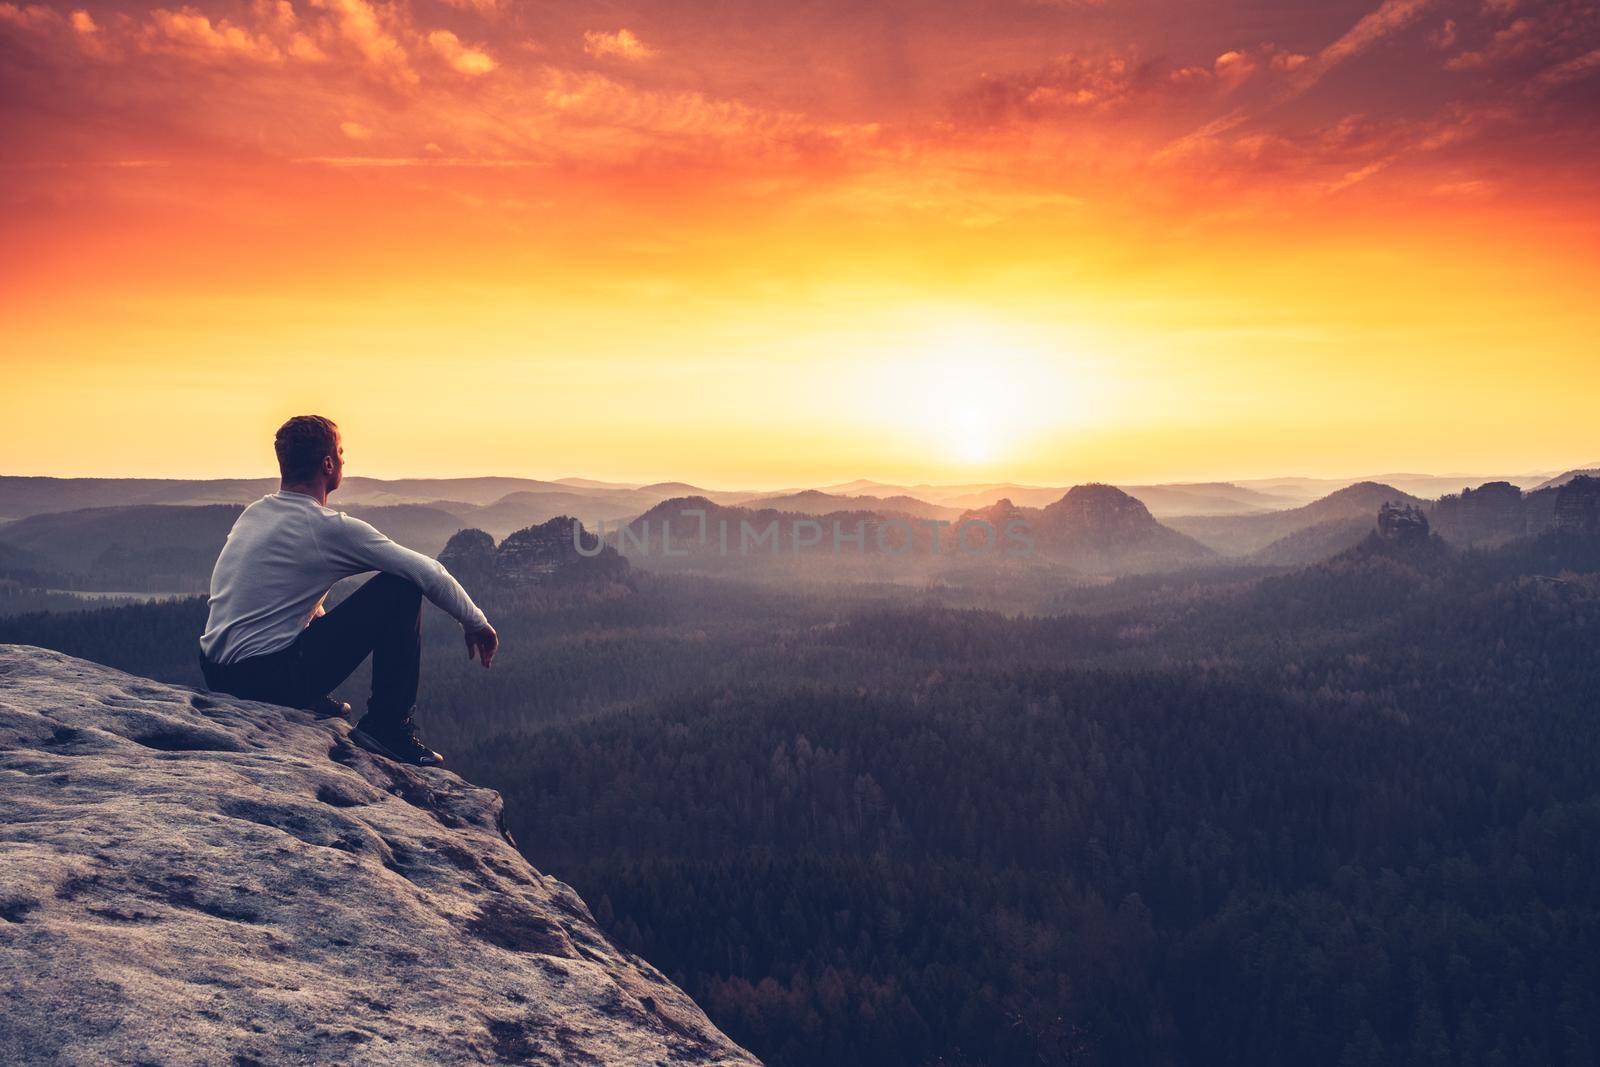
left=320, top=513, right=491, bottom=633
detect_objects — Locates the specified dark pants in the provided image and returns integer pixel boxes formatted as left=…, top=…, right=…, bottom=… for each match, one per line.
left=199, top=572, right=422, bottom=726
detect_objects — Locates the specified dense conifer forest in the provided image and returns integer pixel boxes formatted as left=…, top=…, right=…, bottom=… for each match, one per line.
left=5, top=530, right=1600, bottom=1065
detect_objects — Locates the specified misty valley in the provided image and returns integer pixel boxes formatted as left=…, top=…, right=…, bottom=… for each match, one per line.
left=3, top=469, right=1600, bottom=1065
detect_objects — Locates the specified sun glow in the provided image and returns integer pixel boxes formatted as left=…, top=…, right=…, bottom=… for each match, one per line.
left=922, top=347, right=1016, bottom=467
left=861, top=315, right=1097, bottom=472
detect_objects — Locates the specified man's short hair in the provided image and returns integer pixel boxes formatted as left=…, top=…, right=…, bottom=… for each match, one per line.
left=274, top=415, right=339, bottom=481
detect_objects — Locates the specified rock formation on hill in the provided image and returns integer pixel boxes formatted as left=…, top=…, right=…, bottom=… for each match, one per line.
left=1428, top=481, right=1531, bottom=546
left=1425, top=480, right=1580, bottom=548
left=1376, top=502, right=1431, bottom=545
left=951, top=498, right=1033, bottom=541
left=495, top=519, right=624, bottom=583
left=0, top=645, right=756, bottom=1066
left=438, top=517, right=630, bottom=599
left=951, top=485, right=1215, bottom=574
left=1555, top=475, right=1600, bottom=535
left=436, top=527, right=499, bottom=592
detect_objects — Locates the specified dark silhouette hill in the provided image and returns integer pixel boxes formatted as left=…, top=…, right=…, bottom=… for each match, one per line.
left=1033, top=484, right=1216, bottom=571
left=0, top=539, right=71, bottom=589
left=438, top=518, right=631, bottom=601
left=953, top=484, right=1215, bottom=574
left=1532, top=466, right=1600, bottom=491
left=1427, top=481, right=1556, bottom=546
left=0, top=505, right=245, bottom=591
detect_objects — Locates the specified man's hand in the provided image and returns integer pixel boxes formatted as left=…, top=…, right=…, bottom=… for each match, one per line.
left=465, top=622, right=499, bottom=668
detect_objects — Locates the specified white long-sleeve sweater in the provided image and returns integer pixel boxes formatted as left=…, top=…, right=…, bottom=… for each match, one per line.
left=199, top=490, right=488, bottom=665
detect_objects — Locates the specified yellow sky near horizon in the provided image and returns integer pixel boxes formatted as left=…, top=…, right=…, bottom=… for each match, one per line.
left=3, top=0, right=1598, bottom=487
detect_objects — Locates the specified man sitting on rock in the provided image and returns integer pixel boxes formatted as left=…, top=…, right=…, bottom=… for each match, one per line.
left=198, top=415, right=498, bottom=765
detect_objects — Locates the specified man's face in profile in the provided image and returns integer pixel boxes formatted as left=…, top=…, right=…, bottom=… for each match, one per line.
left=327, top=432, right=345, bottom=495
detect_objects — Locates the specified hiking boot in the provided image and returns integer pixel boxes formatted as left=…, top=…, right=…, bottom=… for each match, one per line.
left=351, top=712, right=444, bottom=766
left=308, top=695, right=352, bottom=720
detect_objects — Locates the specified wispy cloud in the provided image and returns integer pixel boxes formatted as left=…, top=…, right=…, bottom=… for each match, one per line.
left=0, top=2, right=58, bottom=30
left=1162, top=0, right=1436, bottom=155
left=1531, top=45, right=1600, bottom=91
left=308, top=0, right=415, bottom=85
left=144, top=7, right=285, bottom=63
left=427, top=29, right=494, bottom=75
left=1312, top=0, right=1434, bottom=75
left=583, top=28, right=654, bottom=62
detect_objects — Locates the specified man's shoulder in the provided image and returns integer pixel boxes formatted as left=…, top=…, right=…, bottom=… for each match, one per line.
left=232, top=493, right=284, bottom=526
left=318, top=505, right=386, bottom=539
left=272, top=492, right=345, bottom=521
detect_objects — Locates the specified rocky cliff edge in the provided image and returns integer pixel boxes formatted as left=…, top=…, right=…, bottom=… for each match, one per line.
left=0, top=644, right=757, bottom=1066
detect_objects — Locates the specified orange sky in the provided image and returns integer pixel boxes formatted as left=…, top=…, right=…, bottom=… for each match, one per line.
left=2, top=0, right=1598, bottom=486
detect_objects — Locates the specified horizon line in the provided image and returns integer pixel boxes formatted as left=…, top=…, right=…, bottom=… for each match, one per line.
left=0, top=464, right=1586, bottom=497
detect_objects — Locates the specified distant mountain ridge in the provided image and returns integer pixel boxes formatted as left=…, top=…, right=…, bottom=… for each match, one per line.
left=856, top=481, right=1294, bottom=516
left=4, top=470, right=1590, bottom=591
left=1169, top=482, right=1424, bottom=559
left=0, top=476, right=761, bottom=538
left=741, top=489, right=963, bottom=522
left=3, top=467, right=1576, bottom=526
left=1533, top=467, right=1600, bottom=492
left=614, top=484, right=1213, bottom=577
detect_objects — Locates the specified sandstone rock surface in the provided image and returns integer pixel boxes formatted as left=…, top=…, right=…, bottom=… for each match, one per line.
left=0, top=645, right=758, bottom=1066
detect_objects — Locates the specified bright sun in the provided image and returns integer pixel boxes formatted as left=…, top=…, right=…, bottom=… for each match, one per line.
left=913, top=321, right=1043, bottom=468
left=928, top=364, right=1007, bottom=464
left=848, top=310, right=1102, bottom=475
